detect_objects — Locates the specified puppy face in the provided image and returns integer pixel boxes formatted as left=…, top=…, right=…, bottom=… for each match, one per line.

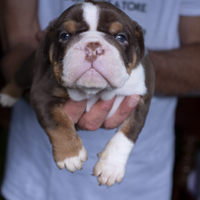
left=47, top=1, right=144, bottom=95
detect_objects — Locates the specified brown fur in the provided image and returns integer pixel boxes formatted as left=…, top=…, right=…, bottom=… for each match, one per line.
left=52, top=87, right=70, bottom=99
left=47, top=105, right=83, bottom=162
left=127, top=53, right=137, bottom=74
left=120, top=98, right=145, bottom=142
left=49, top=44, right=54, bottom=63
left=120, top=56, right=155, bottom=142
left=49, top=45, right=63, bottom=83
left=53, top=62, right=63, bottom=83
left=135, top=25, right=145, bottom=59
left=63, top=20, right=77, bottom=34
left=109, top=22, right=123, bottom=35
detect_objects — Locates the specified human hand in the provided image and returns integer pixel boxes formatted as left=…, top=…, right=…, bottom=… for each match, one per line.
left=64, top=95, right=140, bottom=131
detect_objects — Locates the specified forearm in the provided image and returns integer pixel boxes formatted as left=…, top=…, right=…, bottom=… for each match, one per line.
left=0, top=0, right=39, bottom=82
left=2, top=0, right=39, bottom=50
left=149, top=43, right=200, bottom=95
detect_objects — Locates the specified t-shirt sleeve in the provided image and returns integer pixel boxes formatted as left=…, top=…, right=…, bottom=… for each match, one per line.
left=180, top=0, right=200, bottom=16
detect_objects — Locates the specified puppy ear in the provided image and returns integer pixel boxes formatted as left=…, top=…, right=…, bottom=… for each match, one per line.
left=45, top=18, right=58, bottom=37
left=34, top=18, right=58, bottom=75
left=43, top=18, right=58, bottom=61
left=135, top=25, right=145, bottom=59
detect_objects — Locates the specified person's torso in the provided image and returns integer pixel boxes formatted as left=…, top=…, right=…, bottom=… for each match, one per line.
left=38, top=0, right=182, bottom=50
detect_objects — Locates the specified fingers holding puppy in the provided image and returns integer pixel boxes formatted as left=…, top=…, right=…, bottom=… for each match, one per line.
left=103, top=95, right=140, bottom=129
left=70, top=94, right=140, bottom=131
left=77, top=97, right=116, bottom=131
left=64, top=99, right=87, bottom=124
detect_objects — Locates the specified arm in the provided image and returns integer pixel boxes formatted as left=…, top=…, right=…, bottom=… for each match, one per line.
left=149, top=16, right=200, bottom=95
left=0, top=0, right=40, bottom=81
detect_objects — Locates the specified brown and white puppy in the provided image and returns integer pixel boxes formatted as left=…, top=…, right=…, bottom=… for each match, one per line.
left=0, top=0, right=154, bottom=187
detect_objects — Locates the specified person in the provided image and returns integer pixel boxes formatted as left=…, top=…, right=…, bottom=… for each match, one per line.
left=0, top=0, right=200, bottom=200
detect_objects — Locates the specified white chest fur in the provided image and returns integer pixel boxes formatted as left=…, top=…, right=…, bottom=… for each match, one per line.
left=68, top=62, right=147, bottom=119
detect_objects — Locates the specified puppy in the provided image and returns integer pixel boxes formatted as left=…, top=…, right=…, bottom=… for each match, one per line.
left=0, top=0, right=154, bottom=187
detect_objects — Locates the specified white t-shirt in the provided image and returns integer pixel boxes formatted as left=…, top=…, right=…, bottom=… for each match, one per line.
left=1, top=0, right=200, bottom=200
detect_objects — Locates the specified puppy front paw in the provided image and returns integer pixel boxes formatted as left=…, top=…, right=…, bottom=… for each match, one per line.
left=56, top=146, right=88, bottom=172
left=93, top=151, right=126, bottom=187
left=93, top=131, right=134, bottom=187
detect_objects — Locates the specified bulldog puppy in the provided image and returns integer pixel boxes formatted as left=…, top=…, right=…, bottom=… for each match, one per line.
left=0, top=0, right=154, bottom=187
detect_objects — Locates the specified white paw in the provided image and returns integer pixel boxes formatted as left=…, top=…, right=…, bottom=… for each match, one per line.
left=0, top=93, right=18, bottom=107
left=93, top=131, right=134, bottom=187
left=93, top=154, right=126, bottom=187
left=57, top=146, right=88, bottom=172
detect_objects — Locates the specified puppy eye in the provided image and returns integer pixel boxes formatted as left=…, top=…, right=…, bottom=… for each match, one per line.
left=116, top=34, right=127, bottom=43
left=59, top=32, right=70, bottom=41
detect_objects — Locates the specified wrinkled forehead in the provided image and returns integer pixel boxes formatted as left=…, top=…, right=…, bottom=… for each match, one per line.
left=55, top=2, right=135, bottom=34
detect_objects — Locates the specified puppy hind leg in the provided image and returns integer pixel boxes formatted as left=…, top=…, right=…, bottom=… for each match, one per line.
left=0, top=79, right=23, bottom=107
left=0, top=52, right=35, bottom=107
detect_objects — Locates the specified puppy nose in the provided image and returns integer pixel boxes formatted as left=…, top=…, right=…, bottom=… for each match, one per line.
left=84, top=42, right=103, bottom=62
